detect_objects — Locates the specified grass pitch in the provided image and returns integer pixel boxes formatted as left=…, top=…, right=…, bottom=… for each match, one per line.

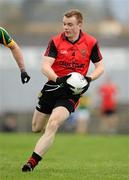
left=0, top=133, right=129, bottom=180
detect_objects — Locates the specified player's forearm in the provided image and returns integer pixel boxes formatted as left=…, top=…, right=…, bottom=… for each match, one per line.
left=10, top=43, right=25, bottom=71
left=89, top=61, right=104, bottom=81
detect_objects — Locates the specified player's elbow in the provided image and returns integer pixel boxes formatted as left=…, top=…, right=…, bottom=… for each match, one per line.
left=41, top=65, right=48, bottom=77
left=41, top=60, right=49, bottom=74
left=99, top=61, right=104, bottom=75
left=101, top=66, right=104, bottom=75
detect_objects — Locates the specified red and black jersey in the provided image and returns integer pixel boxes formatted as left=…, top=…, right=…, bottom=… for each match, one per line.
left=44, top=31, right=102, bottom=77
left=99, top=83, right=117, bottom=112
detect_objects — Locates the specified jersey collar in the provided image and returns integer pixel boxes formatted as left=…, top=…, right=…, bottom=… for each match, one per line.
left=62, top=30, right=83, bottom=44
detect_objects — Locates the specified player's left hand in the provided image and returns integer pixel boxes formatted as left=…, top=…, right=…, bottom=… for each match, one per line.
left=56, top=74, right=71, bottom=87
left=21, top=70, right=30, bottom=84
left=81, top=76, right=92, bottom=94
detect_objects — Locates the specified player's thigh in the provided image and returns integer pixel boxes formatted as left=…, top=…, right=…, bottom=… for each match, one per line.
left=46, top=106, right=70, bottom=130
left=32, top=109, right=49, bottom=132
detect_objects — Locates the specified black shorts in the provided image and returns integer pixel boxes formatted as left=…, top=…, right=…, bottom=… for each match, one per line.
left=36, top=81, right=80, bottom=114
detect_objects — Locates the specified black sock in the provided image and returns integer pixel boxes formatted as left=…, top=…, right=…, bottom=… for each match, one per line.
left=28, top=152, right=42, bottom=168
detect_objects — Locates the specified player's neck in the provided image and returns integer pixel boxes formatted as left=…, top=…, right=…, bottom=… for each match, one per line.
left=68, top=31, right=81, bottom=43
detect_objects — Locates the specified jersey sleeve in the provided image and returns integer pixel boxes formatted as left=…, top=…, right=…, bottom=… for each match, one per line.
left=44, top=39, right=58, bottom=58
left=90, top=42, right=103, bottom=63
left=0, top=27, right=15, bottom=47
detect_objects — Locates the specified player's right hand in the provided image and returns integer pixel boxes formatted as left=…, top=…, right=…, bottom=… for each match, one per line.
left=56, top=74, right=71, bottom=87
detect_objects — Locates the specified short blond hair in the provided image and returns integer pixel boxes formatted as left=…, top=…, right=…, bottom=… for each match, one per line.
left=64, top=9, right=83, bottom=24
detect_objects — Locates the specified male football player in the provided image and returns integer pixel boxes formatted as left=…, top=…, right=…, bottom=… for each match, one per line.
left=22, top=9, right=104, bottom=172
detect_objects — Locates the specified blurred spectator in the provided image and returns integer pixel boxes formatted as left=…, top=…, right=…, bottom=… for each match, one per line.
left=76, top=95, right=91, bottom=134
left=2, top=113, right=17, bottom=132
left=99, top=15, right=123, bottom=37
left=98, top=76, right=119, bottom=134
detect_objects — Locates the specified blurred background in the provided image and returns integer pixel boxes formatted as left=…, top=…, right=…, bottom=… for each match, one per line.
left=0, top=0, right=129, bottom=134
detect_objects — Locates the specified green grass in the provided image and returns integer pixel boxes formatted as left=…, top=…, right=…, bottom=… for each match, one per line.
left=0, top=133, right=129, bottom=180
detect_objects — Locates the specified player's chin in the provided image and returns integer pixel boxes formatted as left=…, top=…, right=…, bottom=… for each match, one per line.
left=64, top=32, right=70, bottom=37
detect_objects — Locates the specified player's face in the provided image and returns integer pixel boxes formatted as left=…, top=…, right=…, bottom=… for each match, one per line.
left=63, top=16, right=82, bottom=41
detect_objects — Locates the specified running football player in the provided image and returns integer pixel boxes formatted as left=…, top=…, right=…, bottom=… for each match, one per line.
left=22, top=9, right=104, bottom=172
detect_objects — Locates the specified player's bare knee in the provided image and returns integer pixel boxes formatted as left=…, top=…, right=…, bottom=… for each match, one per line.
left=32, top=126, right=38, bottom=133
left=32, top=123, right=41, bottom=133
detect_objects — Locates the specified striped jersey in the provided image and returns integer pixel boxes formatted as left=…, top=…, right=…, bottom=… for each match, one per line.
left=0, top=27, right=14, bottom=47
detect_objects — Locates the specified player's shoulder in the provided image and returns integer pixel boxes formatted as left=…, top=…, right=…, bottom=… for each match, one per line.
left=82, top=32, right=97, bottom=47
left=83, top=32, right=97, bottom=42
left=51, top=33, right=64, bottom=47
left=52, top=33, right=63, bottom=41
